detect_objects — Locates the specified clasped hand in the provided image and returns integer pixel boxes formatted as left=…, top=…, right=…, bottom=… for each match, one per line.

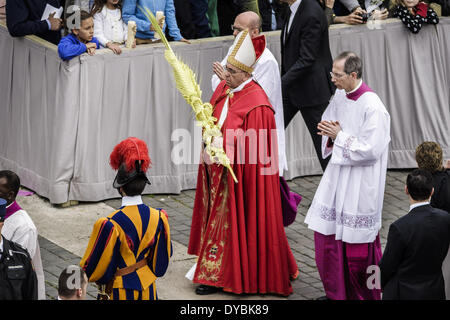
left=317, top=120, right=341, bottom=140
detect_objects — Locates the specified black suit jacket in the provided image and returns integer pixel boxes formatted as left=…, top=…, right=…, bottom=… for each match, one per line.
left=431, top=169, right=450, bottom=214
left=5, top=0, right=64, bottom=45
left=280, top=0, right=334, bottom=108
left=379, top=204, right=450, bottom=300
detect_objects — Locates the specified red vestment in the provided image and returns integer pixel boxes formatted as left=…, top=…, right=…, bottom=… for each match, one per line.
left=188, top=80, right=299, bottom=295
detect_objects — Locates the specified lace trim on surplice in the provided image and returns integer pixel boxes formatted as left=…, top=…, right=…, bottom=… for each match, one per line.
left=316, top=204, right=377, bottom=229
left=342, top=135, right=356, bottom=161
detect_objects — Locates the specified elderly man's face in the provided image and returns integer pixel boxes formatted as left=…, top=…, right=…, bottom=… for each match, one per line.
left=231, top=17, right=247, bottom=37
left=331, top=59, right=357, bottom=92
left=224, top=63, right=249, bottom=89
left=232, top=14, right=259, bottom=38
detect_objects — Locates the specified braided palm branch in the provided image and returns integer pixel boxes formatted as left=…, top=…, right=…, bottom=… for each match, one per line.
left=138, top=6, right=237, bottom=183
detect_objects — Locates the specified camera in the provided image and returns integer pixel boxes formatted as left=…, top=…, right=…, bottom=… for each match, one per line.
left=359, top=12, right=369, bottom=22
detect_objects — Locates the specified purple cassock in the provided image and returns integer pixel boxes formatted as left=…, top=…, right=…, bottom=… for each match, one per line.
left=314, top=232, right=382, bottom=300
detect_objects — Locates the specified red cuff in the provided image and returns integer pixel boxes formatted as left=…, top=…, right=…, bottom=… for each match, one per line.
left=415, top=2, right=428, bottom=17
left=326, top=138, right=334, bottom=148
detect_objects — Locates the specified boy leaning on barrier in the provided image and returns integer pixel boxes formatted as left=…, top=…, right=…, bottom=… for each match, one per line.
left=58, top=10, right=100, bottom=60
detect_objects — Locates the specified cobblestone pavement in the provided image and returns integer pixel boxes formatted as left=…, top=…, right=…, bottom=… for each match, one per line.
left=40, top=169, right=412, bottom=300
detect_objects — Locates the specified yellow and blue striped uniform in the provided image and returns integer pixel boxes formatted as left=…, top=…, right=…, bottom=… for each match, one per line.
left=80, top=204, right=172, bottom=300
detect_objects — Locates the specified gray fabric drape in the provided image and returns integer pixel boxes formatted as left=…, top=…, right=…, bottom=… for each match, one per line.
left=1, top=19, right=449, bottom=203
left=0, top=26, right=79, bottom=203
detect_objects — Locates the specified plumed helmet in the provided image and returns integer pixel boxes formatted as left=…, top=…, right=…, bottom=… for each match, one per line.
left=109, top=137, right=152, bottom=189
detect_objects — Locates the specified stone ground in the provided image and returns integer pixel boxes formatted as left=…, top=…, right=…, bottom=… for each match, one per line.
left=25, top=169, right=413, bottom=300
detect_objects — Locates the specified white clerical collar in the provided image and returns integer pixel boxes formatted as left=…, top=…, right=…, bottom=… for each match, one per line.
left=346, top=79, right=363, bottom=94
left=0, top=237, right=3, bottom=256
left=409, top=201, right=429, bottom=212
left=121, top=195, right=143, bottom=207
left=231, top=77, right=253, bottom=94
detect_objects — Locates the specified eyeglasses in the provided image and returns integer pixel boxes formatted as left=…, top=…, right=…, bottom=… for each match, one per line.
left=230, top=25, right=245, bottom=33
left=330, top=71, right=347, bottom=79
left=225, top=66, right=244, bottom=75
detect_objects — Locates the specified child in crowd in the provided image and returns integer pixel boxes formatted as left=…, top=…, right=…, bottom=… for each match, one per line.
left=91, top=0, right=135, bottom=55
left=58, top=10, right=100, bottom=61
left=393, top=0, right=439, bottom=33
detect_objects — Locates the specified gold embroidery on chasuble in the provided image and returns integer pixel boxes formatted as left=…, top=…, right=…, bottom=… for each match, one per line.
left=197, top=168, right=230, bottom=283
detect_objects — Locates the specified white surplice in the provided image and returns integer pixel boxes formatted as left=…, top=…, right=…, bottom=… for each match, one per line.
left=212, top=45, right=287, bottom=176
left=304, top=88, right=391, bottom=244
left=2, top=209, right=46, bottom=299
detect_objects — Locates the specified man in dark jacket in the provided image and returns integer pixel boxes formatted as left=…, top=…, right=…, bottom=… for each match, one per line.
left=0, top=198, right=38, bottom=300
left=379, top=169, right=450, bottom=300
left=279, top=0, right=335, bottom=171
left=5, top=0, right=64, bottom=45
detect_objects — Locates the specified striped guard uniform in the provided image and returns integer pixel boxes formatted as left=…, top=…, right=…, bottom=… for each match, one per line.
left=80, top=195, right=172, bottom=300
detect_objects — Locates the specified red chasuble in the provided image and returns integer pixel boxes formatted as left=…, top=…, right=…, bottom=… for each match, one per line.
left=188, top=80, right=299, bottom=296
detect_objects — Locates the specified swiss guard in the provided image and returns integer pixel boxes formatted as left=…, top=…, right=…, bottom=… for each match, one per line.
left=80, top=137, right=172, bottom=300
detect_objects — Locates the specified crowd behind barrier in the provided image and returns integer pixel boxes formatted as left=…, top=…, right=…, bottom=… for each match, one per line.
left=0, top=18, right=449, bottom=204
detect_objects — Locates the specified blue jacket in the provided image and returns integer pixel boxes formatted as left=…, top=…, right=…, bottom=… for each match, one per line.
left=58, top=33, right=100, bottom=61
left=122, top=0, right=182, bottom=41
left=5, top=0, right=65, bottom=45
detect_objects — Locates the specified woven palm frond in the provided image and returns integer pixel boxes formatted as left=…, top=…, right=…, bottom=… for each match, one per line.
left=138, top=6, right=237, bottom=183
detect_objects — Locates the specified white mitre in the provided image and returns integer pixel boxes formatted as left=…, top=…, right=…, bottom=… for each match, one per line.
left=227, top=29, right=263, bottom=74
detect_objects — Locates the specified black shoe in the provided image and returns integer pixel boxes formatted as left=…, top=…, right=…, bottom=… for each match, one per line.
left=195, top=285, right=220, bottom=295
left=316, top=295, right=330, bottom=300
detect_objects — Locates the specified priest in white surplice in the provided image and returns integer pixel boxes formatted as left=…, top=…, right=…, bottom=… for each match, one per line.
left=304, top=52, right=391, bottom=300
left=0, top=170, right=45, bottom=300
left=211, top=11, right=287, bottom=176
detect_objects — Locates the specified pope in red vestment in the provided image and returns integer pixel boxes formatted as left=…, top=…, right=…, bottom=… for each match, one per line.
left=188, top=30, right=299, bottom=296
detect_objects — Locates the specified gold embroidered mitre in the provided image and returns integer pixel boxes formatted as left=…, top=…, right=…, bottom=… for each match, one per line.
left=227, top=29, right=257, bottom=74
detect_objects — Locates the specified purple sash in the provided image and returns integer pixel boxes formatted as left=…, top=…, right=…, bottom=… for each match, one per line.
left=5, top=201, right=22, bottom=220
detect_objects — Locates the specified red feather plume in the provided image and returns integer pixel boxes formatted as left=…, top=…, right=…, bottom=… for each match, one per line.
left=109, top=137, right=151, bottom=173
